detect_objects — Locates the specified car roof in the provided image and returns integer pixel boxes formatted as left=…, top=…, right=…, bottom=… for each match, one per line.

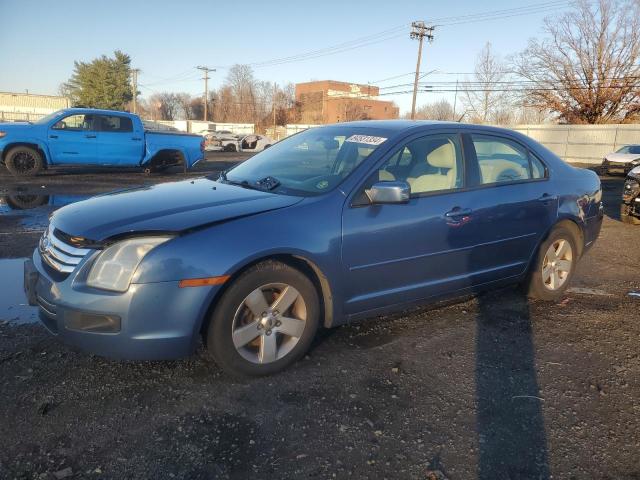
left=326, top=120, right=531, bottom=138
left=60, top=108, right=133, bottom=116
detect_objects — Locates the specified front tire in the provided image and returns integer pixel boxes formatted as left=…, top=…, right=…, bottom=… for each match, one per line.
left=224, top=143, right=237, bottom=152
left=206, top=260, right=320, bottom=376
left=525, top=225, right=578, bottom=301
left=5, top=146, right=44, bottom=176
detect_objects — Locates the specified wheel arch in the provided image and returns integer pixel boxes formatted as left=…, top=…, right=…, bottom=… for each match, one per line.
left=198, top=253, right=335, bottom=339
left=2, top=142, right=50, bottom=165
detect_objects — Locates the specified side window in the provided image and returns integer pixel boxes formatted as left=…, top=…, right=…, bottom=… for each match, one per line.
left=97, top=115, right=133, bottom=133
left=471, top=135, right=532, bottom=184
left=376, top=134, right=464, bottom=195
left=52, top=114, right=91, bottom=131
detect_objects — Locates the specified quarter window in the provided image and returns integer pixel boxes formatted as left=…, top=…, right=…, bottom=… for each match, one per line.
left=471, top=135, right=543, bottom=184
left=375, top=134, right=464, bottom=195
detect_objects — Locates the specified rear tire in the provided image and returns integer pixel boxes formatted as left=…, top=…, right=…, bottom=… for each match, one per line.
left=206, top=260, right=319, bottom=377
left=525, top=225, right=578, bottom=301
left=5, top=146, right=43, bottom=176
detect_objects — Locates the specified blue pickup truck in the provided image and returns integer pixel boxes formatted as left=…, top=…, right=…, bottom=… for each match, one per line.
left=0, top=108, right=205, bottom=175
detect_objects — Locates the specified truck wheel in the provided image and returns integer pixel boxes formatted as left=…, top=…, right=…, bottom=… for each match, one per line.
left=5, top=146, right=43, bottom=176
left=621, top=204, right=640, bottom=225
left=206, top=260, right=320, bottom=377
left=524, top=225, right=578, bottom=301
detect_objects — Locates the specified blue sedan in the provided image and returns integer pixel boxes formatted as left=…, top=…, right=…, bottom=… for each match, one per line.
left=24, top=121, right=603, bottom=376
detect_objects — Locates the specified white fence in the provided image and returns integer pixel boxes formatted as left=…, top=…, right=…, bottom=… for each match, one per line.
left=148, top=120, right=255, bottom=135
left=512, top=124, right=640, bottom=166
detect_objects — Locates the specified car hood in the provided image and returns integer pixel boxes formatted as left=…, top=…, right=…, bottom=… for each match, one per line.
left=51, top=178, right=303, bottom=241
left=605, top=153, right=640, bottom=163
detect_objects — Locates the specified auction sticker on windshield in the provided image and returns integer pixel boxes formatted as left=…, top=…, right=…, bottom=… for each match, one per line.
left=345, top=135, right=387, bottom=146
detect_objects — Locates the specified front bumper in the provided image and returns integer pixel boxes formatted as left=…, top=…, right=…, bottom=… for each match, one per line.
left=602, top=160, right=638, bottom=175
left=25, top=249, right=219, bottom=360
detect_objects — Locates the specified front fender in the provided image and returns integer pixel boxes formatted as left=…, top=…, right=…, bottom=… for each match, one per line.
left=133, top=194, right=346, bottom=325
left=1, top=136, right=52, bottom=164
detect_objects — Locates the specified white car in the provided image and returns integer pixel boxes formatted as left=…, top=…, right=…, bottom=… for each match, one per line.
left=601, top=145, right=640, bottom=175
left=203, top=131, right=241, bottom=152
left=237, top=134, right=274, bottom=152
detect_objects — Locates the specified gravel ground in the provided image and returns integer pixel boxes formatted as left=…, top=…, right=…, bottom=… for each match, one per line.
left=0, top=158, right=638, bottom=480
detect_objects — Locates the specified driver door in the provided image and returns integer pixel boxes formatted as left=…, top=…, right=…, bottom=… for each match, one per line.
left=341, top=132, right=480, bottom=315
left=47, top=114, right=98, bottom=164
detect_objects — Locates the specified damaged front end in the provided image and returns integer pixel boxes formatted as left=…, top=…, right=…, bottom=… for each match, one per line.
left=621, top=167, right=640, bottom=225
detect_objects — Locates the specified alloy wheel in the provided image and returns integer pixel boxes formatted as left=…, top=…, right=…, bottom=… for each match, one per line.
left=231, top=283, right=307, bottom=364
left=541, top=239, right=573, bottom=291
left=14, top=152, right=36, bottom=173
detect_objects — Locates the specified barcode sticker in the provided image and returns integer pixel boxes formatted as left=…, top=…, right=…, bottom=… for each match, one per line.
left=345, top=135, right=387, bottom=146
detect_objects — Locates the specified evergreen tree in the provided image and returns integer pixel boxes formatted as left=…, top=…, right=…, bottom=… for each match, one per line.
left=61, top=51, right=133, bottom=110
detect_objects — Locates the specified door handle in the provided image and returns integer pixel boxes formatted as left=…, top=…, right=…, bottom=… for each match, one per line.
left=132, top=137, right=142, bottom=141
left=49, top=135, right=58, bottom=139
left=537, top=193, right=558, bottom=204
left=444, top=207, right=473, bottom=218
left=85, top=134, right=97, bottom=139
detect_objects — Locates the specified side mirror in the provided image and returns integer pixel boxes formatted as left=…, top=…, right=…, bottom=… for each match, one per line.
left=365, top=181, right=411, bottom=205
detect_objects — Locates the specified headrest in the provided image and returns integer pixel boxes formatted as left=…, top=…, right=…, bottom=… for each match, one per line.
left=427, top=141, right=455, bottom=169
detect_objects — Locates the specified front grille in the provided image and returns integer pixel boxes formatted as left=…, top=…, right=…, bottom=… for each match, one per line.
left=39, top=225, right=92, bottom=274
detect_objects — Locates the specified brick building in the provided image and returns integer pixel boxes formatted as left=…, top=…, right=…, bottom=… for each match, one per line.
left=295, top=80, right=399, bottom=124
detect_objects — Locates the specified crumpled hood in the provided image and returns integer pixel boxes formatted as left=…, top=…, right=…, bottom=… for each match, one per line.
left=51, top=178, right=303, bottom=241
left=605, top=152, right=640, bottom=163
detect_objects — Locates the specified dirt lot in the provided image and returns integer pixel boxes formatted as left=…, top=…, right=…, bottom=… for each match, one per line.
left=0, top=158, right=639, bottom=479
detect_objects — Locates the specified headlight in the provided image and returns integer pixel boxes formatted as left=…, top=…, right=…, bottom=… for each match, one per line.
left=0, top=131, right=7, bottom=138
left=631, top=158, right=640, bottom=165
left=86, top=236, right=172, bottom=292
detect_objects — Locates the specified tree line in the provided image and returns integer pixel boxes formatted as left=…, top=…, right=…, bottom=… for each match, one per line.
left=61, top=0, right=640, bottom=125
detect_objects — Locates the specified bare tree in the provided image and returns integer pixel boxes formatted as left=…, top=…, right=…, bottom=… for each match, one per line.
left=462, top=42, right=512, bottom=124
left=513, top=0, right=640, bottom=124
left=176, top=93, right=194, bottom=120
left=149, top=92, right=180, bottom=120
left=413, top=99, right=455, bottom=121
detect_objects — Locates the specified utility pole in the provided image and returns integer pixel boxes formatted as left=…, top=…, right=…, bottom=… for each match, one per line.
left=410, top=21, right=435, bottom=120
left=272, top=83, right=278, bottom=140
left=196, top=66, right=215, bottom=121
left=131, top=68, right=140, bottom=114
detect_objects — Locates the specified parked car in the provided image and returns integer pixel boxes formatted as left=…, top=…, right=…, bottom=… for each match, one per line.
left=203, top=131, right=240, bottom=152
left=601, top=145, right=640, bottom=175
left=238, top=134, right=274, bottom=152
left=621, top=165, right=640, bottom=224
left=24, top=121, right=603, bottom=376
left=0, top=108, right=205, bottom=175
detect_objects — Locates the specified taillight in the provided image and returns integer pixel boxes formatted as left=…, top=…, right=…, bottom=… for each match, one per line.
left=200, top=139, right=205, bottom=152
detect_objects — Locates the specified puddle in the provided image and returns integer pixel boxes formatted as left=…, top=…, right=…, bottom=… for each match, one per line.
left=0, top=258, right=38, bottom=324
left=0, top=194, right=91, bottom=231
left=628, top=291, right=640, bottom=299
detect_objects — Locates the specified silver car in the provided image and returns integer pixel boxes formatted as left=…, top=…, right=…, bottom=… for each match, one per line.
left=601, top=145, right=640, bottom=175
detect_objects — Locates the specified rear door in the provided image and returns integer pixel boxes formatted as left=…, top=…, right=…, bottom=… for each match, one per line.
left=47, top=113, right=98, bottom=164
left=458, top=131, right=557, bottom=283
left=94, top=114, right=143, bottom=165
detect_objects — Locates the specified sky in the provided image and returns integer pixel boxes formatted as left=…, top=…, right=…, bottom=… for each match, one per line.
left=0, top=0, right=570, bottom=115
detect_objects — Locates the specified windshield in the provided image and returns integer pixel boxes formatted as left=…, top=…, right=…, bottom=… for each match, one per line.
left=34, top=110, right=64, bottom=125
left=617, top=145, right=640, bottom=154
left=223, top=126, right=390, bottom=196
